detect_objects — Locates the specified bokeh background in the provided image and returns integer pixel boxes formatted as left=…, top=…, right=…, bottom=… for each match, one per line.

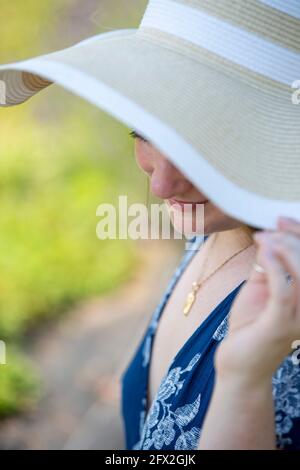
left=0, top=0, right=183, bottom=449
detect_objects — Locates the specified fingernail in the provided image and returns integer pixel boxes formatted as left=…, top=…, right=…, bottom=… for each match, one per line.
left=278, top=216, right=295, bottom=225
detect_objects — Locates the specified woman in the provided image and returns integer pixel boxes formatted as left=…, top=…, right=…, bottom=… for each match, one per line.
left=1, top=0, right=300, bottom=451
left=120, top=130, right=300, bottom=450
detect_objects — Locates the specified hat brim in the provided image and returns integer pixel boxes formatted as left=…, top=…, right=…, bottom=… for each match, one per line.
left=1, top=28, right=299, bottom=230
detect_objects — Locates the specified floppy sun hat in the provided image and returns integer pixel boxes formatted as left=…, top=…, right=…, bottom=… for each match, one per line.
left=1, top=0, right=300, bottom=230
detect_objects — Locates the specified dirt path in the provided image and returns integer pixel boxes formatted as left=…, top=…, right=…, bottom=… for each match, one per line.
left=0, top=239, right=182, bottom=450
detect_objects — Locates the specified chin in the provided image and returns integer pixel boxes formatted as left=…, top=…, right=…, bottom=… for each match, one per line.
left=164, top=200, right=241, bottom=237
left=168, top=208, right=205, bottom=238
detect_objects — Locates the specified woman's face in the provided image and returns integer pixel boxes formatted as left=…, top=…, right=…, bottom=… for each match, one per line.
left=134, top=136, right=244, bottom=236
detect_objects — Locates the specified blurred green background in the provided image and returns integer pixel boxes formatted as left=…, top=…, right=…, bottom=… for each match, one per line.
left=0, top=0, right=148, bottom=417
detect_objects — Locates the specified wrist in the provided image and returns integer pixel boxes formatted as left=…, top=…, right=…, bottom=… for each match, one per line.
left=214, top=338, right=277, bottom=389
left=215, top=364, right=273, bottom=395
left=201, top=370, right=276, bottom=450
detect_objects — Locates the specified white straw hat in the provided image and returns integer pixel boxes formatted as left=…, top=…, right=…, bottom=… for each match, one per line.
left=1, top=0, right=300, bottom=230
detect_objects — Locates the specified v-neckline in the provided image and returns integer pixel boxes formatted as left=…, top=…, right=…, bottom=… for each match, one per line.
left=144, top=235, right=247, bottom=416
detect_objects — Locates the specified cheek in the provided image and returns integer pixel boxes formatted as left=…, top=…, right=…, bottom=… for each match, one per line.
left=135, top=145, right=153, bottom=174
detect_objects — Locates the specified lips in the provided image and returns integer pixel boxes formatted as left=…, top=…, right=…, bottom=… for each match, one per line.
left=168, top=198, right=209, bottom=208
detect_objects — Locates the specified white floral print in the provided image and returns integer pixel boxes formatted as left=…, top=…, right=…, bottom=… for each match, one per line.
left=212, top=314, right=229, bottom=341
left=273, top=354, right=300, bottom=448
left=175, top=427, right=201, bottom=450
left=134, top=353, right=202, bottom=450
left=152, top=416, right=176, bottom=448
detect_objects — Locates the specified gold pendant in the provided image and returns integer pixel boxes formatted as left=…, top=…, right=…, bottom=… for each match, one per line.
left=183, top=282, right=199, bottom=316
left=183, top=292, right=196, bottom=315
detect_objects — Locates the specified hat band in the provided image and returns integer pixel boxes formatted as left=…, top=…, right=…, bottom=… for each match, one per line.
left=140, top=0, right=300, bottom=87
left=260, top=0, right=300, bottom=19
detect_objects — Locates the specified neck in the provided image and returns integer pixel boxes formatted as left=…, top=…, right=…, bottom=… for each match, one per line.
left=215, top=226, right=254, bottom=252
left=205, top=226, right=256, bottom=273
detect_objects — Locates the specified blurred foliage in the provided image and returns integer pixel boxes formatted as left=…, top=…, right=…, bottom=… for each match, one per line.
left=0, top=113, right=140, bottom=339
left=0, top=0, right=148, bottom=416
left=0, top=347, right=40, bottom=417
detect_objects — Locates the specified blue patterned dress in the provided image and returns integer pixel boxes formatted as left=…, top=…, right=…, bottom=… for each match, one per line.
left=121, top=235, right=300, bottom=450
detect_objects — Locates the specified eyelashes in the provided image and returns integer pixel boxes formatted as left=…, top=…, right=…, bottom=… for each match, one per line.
left=129, top=130, right=149, bottom=143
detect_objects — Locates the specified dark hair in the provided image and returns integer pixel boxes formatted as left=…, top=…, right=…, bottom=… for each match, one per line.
left=243, top=224, right=263, bottom=235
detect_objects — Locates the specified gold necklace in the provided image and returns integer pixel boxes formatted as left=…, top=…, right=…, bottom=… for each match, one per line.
left=183, top=233, right=253, bottom=316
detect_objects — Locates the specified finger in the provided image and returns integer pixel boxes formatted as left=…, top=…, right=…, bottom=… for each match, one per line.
left=254, top=230, right=300, bottom=252
left=271, top=239, right=300, bottom=285
left=277, top=216, right=300, bottom=237
left=258, top=242, right=296, bottom=320
left=268, top=241, right=300, bottom=311
left=254, top=232, right=300, bottom=322
left=253, top=231, right=300, bottom=285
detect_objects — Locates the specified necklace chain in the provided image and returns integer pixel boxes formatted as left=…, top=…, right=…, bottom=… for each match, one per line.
left=183, top=233, right=253, bottom=316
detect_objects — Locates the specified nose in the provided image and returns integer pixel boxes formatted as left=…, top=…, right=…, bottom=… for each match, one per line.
left=149, top=158, right=192, bottom=199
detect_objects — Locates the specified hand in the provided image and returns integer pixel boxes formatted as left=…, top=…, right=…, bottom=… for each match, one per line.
left=215, top=216, right=300, bottom=386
